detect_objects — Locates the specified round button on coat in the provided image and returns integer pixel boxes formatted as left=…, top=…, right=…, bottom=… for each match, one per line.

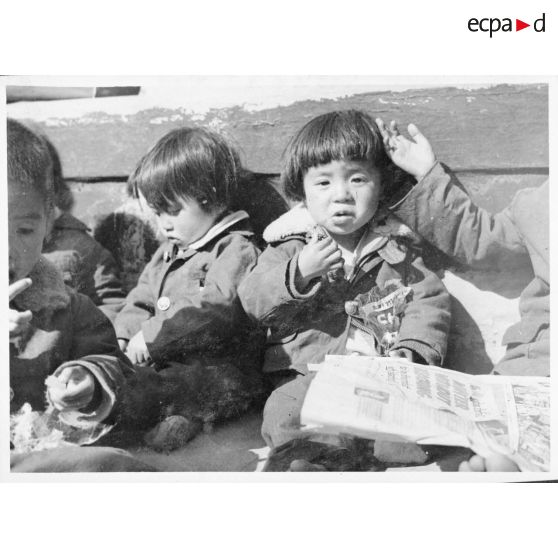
left=157, top=296, right=171, bottom=311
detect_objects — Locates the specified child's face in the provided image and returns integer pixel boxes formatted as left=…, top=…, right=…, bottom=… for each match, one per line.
left=148, top=195, right=221, bottom=249
left=8, top=180, right=48, bottom=283
left=303, top=159, right=383, bottom=243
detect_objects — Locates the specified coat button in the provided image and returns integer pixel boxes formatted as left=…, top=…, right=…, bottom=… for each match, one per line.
left=157, top=296, right=171, bottom=311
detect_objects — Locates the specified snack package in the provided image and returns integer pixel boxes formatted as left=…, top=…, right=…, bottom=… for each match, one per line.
left=345, top=283, right=412, bottom=354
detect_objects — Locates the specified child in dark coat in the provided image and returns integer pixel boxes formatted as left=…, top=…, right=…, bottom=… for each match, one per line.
left=114, top=127, right=264, bottom=448
left=41, top=137, right=126, bottom=322
left=8, top=119, right=155, bottom=472
left=239, top=110, right=451, bottom=471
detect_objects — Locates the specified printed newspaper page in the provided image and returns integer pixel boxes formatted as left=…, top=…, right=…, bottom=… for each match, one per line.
left=301, top=356, right=549, bottom=472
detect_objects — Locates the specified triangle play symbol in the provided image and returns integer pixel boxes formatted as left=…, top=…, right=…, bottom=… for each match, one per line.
left=516, top=19, right=530, bottom=31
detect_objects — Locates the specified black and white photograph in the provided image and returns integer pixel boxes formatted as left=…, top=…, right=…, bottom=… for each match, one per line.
left=3, top=76, right=550, bottom=475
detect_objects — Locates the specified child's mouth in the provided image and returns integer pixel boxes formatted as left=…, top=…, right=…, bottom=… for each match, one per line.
left=331, top=210, right=354, bottom=224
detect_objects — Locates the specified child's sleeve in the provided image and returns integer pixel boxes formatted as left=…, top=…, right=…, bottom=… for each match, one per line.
left=141, top=236, right=260, bottom=363
left=65, top=292, right=136, bottom=425
left=238, top=240, right=322, bottom=326
left=390, top=255, right=451, bottom=366
left=390, top=162, right=532, bottom=271
left=113, top=248, right=162, bottom=341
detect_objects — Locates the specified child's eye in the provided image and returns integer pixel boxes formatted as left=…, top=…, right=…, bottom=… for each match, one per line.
left=315, top=180, right=330, bottom=187
left=351, top=175, right=367, bottom=184
left=17, top=227, right=35, bottom=235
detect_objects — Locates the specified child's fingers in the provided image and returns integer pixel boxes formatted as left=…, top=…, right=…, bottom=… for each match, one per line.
left=9, top=278, right=32, bottom=301
left=318, top=238, right=339, bottom=255
left=10, top=309, right=33, bottom=324
left=389, top=120, right=400, bottom=136
left=327, top=259, right=345, bottom=271
left=375, top=118, right=390, bottom=139
left=388, top=349, right=412, bottom=361
left=323, top=247, right=343, bottom=263
left=468, top=455, right=487, bottom=472
left=126, top=348, right=139, bottom=364
left=458, top=461, right=473, bottom=472
left=407, top=123, right=421, bottom=138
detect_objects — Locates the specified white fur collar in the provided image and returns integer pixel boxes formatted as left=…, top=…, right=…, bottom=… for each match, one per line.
left=263, top=203, right=420, bottom=245
left=12, top=256, right=71, bottom=314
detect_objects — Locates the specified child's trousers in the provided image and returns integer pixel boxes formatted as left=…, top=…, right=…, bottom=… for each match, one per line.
left=261, top=371, right=375, bottom=471
left=260, top=371, right=467, bottom=472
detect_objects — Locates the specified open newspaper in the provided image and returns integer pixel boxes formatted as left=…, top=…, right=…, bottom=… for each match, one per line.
left=301, top=356, right=549, bottom=472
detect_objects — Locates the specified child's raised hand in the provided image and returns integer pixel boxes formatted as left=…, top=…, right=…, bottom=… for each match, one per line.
left=46, top=365, right=96, bottom=412
left=376, top=118, right=437, bottom=181
left=126, top=330, right=151, bottom=365
left=297, top=232, right=344, bottom=289
left=458, top=453, right=519, bottom=472
left=9, top=278, right=33, bottom=340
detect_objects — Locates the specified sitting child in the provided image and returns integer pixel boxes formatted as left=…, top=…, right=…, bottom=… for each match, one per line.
left=114, top=127, right=264, bottom=447
left=238, top=110, right=451, bottom=471
left=41, top=137, right=126, bottom=322
left=377, top=118, right=549, bottom=472
left=8, top=118, right=155, bottom=472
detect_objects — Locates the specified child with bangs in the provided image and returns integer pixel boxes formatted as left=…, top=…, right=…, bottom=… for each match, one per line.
left=239, top=110, right=451, bottom=471
left=114, top=127, right=264, bottom=448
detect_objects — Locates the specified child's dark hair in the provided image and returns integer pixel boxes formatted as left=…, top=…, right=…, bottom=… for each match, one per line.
left=129, top=127, right=241, bottom=214
left=281, top=110, right=394, bottom=202
left=7, top=118, right=54, bottom=215
left=44, top=137, right=74, bottom=213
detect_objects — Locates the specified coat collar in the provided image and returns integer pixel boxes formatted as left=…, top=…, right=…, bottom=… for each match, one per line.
left=163, top=210, right=252, bottom=262
left=263, top=203, right=420, bottom=246
left=12, top=256, right=71, bottom=314
left=263, top=204, right=422, bottom=266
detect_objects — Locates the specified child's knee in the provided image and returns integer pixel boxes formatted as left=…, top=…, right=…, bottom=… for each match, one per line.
left=261, top=375, right=311, bottom=448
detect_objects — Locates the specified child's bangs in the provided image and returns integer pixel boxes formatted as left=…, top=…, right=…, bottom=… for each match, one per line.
left=132, top=160, right=192, bottom=213
left=297, top=111, right=387, bottom=170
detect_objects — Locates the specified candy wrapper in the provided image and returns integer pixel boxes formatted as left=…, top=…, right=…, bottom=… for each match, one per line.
left=345, top=283, right=412, bottom=354
left=10, top=402, right=113, bottom=454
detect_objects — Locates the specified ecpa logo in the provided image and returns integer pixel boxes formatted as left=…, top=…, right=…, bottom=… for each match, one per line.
left=468, top=13, right=546, bottom=37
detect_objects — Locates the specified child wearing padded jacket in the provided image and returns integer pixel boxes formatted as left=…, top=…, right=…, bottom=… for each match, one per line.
left=8, top=118, right=155, bottom=472
left=114, top=127, right=264, bottom=448
left=239, top=110, right=451, bottom=471
left=41, top=137, right=126, bottom=323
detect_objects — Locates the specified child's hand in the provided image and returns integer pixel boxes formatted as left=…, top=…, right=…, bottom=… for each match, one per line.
left=376, top=118, right=437, bottom=181
left=458, top=453, right=520, bottom=472
left=388, top=349, right=414, bottom=362
left=126, top=331, right=151, bottom=365
left=9, top=278, right=33, bottom=340
left=118, top=338, right=129, bottom=352
left=297, top=233, right=344, bottom=290
left=47, top=366, right=96, bottom=412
